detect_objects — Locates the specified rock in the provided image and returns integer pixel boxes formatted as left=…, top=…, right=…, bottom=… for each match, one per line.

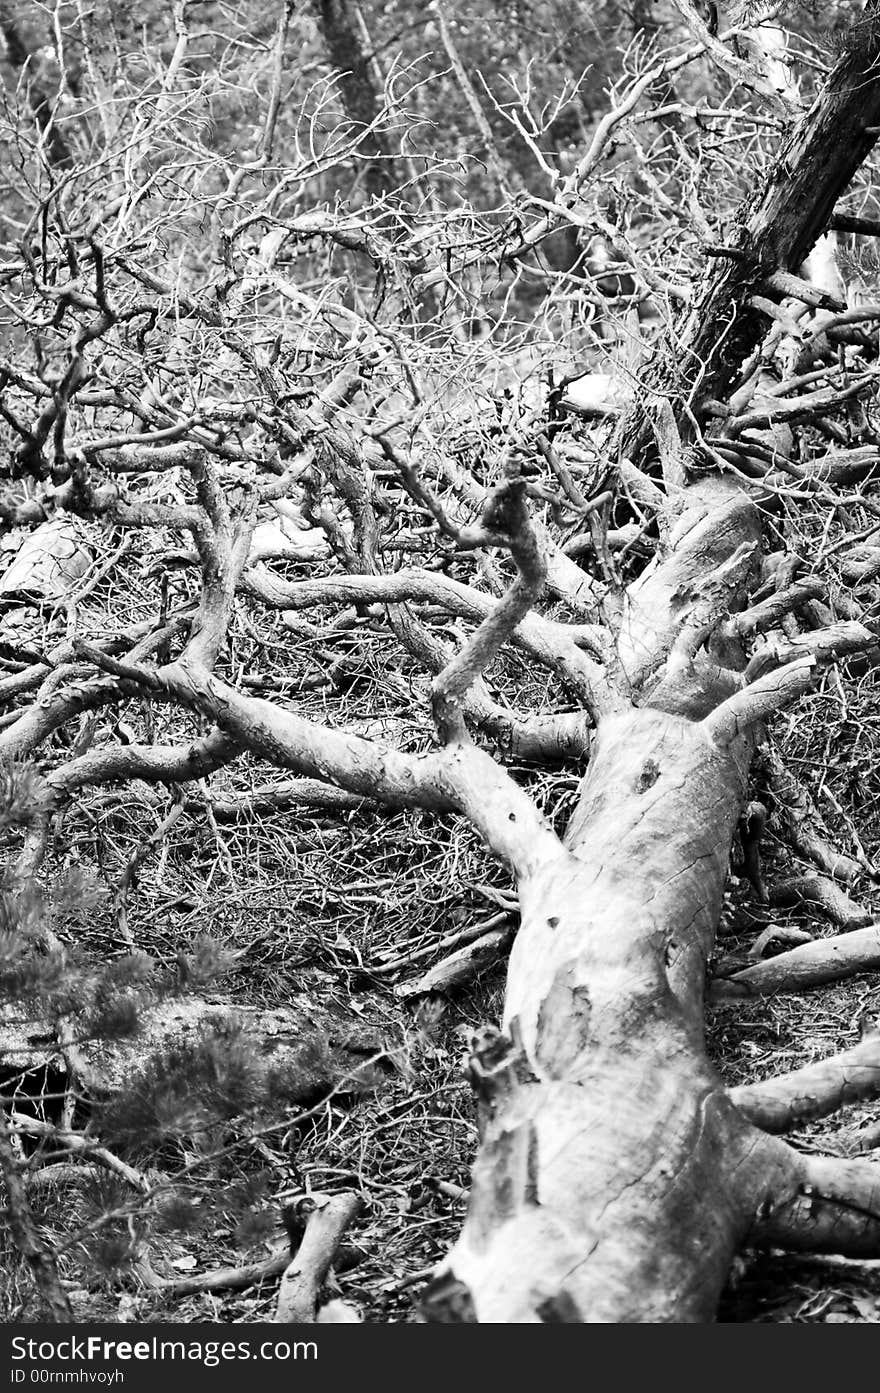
left=0, top=993, right=390, bottom=1106
left=559, top=372, right=634, bottom=418
left=0, top=518, right=92, bottom=601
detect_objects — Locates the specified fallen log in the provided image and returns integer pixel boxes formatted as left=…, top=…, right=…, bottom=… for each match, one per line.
left=424, top=7, right=880, bottom=1322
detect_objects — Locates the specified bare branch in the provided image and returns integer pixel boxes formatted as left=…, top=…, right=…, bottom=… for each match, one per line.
left=768, top=874, right=871, bottom=931
left=723, top=578, right=825, bottom=638
left=71, top=652, right=564, bottom=878
left=713, top=923, right=880, bottom=999
left=274, top=1192, right=363, bottom=1323
left=752, top=1153, right=880, bottom=1258
left=0, top=1109, right=73, bottom=1323
left=44, top=730, right=240, bottom=802
left=703, top=655, right=816, bottom=745
left=731, top=1034, right=880, bottom=1134
left=431, top=476, right=547, bottom=743
left=10, top=1115, right=149, bottom=1194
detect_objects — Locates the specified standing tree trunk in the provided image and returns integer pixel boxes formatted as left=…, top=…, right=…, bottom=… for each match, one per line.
left=314, top=0, right=397, bottom=201
left=0, top=10, right=73, bottom=166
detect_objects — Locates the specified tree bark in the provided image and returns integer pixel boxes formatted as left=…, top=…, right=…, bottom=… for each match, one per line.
left=314, top=0, right=396, bottom=200
left=426, top=5, right=880, bottom=1323
left=425, top=707, right=761, bottom=1322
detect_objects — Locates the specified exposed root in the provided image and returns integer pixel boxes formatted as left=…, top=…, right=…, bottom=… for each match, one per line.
left=768, top=873, right=872, bottom=930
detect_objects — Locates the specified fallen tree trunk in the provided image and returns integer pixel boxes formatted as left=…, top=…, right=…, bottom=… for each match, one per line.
left=426, top=7, right=880, bottom=1322
left=423, top=489, right=775, bottom=1319
left=426, top=692, right=880, bottom=1320
left=426, top=706, right=762, bottom=1322
left=5, top=0, right=879, bottom=1332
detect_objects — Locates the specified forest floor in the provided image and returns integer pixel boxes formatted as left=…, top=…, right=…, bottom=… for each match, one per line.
left=4, top=534, right=880, bottom=1325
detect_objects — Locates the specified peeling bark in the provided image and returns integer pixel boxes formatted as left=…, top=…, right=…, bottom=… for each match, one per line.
left=426, top=8, right=880, bottom=1323
left=426, top=709, right=758, bottom=1321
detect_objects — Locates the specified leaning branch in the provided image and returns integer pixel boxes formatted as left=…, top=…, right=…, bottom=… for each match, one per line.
left=431, top=476, right=547, bottom=743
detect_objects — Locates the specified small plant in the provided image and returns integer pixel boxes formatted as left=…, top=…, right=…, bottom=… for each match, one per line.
left=0, top=761, right=372, bottom=1320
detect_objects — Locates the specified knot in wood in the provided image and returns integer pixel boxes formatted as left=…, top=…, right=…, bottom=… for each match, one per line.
left=635, top=758, right=661, bottom=793
left=480, top=478, right=527, bottom=538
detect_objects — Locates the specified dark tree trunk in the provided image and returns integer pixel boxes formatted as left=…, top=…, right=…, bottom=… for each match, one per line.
left=315, top=0, right=396, bottom=201
left=0, top=12, right=73, bottom=167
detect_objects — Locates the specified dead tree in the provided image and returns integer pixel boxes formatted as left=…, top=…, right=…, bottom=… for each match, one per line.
left=425, top=5, right=880, bottom=1322
left=0, top=8, right=73, bottom=166
left=3, top=0, right=880, bottom=1324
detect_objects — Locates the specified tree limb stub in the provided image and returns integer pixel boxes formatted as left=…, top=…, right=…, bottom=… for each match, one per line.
left=751, top=1153, right=880, bottom=1258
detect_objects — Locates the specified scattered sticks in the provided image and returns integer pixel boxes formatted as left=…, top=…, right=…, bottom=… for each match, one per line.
left=274, top=1192, right=363, bottom=1323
